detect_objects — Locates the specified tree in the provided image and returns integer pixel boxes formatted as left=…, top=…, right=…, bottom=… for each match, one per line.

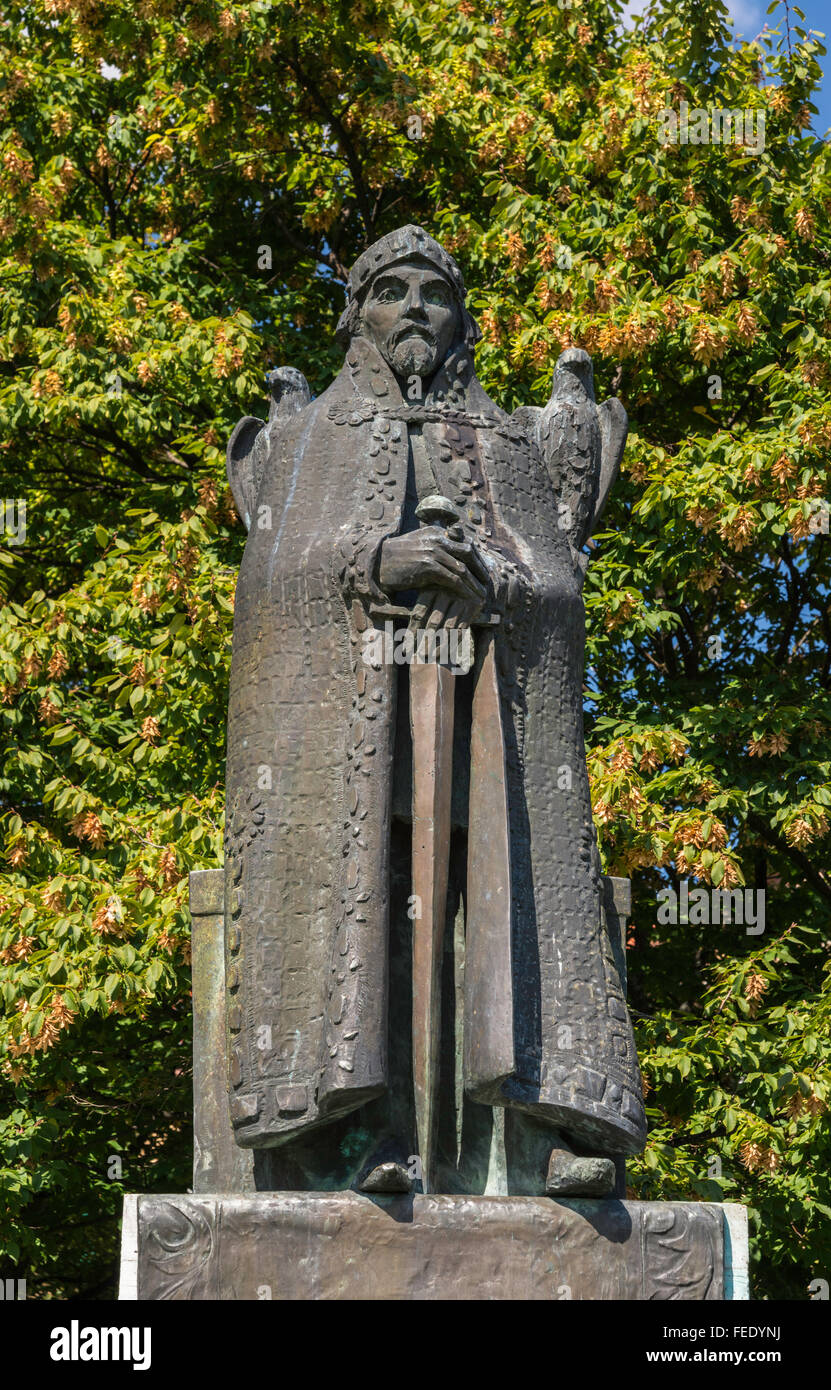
left=0, top=0, right=828, bottom=1298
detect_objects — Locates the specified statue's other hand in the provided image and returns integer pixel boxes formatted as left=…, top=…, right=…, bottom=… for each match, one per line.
left=410, top=591, right=484, bottom=631
left=377, top=530, right=489, bottom=605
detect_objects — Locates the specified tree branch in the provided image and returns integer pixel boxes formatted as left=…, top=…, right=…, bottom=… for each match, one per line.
left=747, top=810, right=831, bottom=911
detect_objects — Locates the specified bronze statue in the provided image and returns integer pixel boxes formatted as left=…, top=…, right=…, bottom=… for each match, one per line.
left=224, top=225, right=646, bottom=1197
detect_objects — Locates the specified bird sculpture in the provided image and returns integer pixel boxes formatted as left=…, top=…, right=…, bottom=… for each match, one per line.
left=226, top=366, right=311, bottom=531
left=514, top=347, right=628, bottom=573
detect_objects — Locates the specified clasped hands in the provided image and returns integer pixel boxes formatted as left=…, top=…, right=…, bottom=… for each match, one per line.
left=377, top=527, right=492, bottom=631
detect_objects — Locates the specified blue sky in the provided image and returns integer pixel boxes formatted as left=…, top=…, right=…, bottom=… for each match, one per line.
left=729, top=0, right=830, bottom=136
left=625, top=0, right=831, bottom=138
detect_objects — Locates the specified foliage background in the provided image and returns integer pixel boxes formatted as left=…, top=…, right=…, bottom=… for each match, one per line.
left=0, top=0, right=829, bottom=1299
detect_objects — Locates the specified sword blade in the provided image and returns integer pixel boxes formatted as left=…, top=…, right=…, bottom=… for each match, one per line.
left=409, top=655, right=455, bottom=1194
left=464, top=630, right=515, bottom=1098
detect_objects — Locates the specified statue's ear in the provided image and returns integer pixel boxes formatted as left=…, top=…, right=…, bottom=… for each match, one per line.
left=461, top=306, right=481, bottom=350
left=336, top=298, right=361, bottom=349
left=226, top=416, right=266, bottom=533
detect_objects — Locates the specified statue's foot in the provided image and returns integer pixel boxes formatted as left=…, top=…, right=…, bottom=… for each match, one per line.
left=545, top=1141, right=616, bottom=1198
left=359, top=1161, right=413, bottom=1194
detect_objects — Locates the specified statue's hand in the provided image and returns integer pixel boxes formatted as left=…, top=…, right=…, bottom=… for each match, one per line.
left=377, top=529, right=489, bottom=606
left=409, top=590, right=484, bottom=631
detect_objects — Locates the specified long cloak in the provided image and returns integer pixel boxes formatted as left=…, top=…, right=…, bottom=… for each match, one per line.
left=224, top=335, right=646, bottom=1157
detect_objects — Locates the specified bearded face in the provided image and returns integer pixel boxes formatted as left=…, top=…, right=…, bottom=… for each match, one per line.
left=359, top=260, right=460, bottom=381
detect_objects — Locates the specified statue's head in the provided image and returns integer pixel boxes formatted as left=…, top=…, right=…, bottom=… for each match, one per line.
left=336, top=225, right=480, bottom=378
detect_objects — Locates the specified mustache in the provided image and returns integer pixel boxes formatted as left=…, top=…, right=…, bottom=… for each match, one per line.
left=390, top=323, right=436, bottom=347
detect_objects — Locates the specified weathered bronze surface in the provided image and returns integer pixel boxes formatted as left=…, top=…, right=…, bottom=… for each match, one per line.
left=129, top=1193, right=736, bottom=1301
left=222, top=224, right=645, bottom=1190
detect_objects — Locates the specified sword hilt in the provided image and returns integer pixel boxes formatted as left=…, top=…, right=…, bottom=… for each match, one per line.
left=415, top=493, right=463, bottom=536
left=369, top=602, right=499, bottom=627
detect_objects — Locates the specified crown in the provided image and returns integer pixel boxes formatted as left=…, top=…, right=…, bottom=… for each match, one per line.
left=346, top=225, right=466, bottom=304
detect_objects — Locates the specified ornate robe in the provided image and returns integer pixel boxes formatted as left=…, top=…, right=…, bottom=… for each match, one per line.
left=224, top=335, right=646, bottom=1159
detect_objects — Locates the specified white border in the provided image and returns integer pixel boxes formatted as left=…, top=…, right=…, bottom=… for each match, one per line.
left=722, top=1202, right=750, bottom=1300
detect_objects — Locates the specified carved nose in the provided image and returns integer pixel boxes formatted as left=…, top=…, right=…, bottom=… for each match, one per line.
left=404, top=287, right=428, bottom=317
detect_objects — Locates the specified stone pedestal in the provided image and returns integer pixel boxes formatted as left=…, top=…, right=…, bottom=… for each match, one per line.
left=119, top=1193, right=748, bottom=1301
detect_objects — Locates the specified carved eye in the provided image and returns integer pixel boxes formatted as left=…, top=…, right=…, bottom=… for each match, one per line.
left=424, top=283, right=451, bottom=307
left=374, top=280, right=406, bottom=304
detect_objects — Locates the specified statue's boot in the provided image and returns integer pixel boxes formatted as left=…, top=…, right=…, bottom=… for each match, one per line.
left=545, top=1131, right=616, bottom=1198
left=359, top=1161, right=413, bottom=1194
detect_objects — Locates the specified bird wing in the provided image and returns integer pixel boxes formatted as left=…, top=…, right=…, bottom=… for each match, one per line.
left=510, top=404, right=543, bottom=439
left=226, top=415, right=266, bottom=533
left=593, top=396, right=628, bottom=534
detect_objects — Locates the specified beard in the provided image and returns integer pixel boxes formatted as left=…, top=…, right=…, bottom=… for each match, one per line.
left=385, top=331, right=440, bottom=378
